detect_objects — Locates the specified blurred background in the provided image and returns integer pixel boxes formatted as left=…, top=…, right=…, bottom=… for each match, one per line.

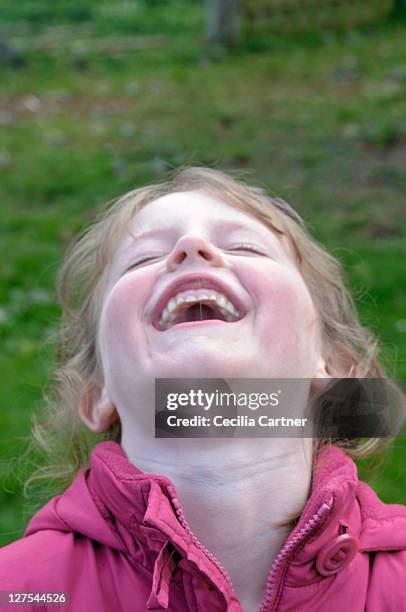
left=0, top=0, right=405, bottom=546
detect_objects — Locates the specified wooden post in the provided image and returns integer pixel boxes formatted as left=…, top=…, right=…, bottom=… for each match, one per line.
left=205, top=0, right=242, bottom=46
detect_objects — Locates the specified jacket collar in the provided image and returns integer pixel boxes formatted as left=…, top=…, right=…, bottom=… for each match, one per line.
left=85, top=442, right=357, bottom=599
left=86, top=440, right=406, bottom=553
left=86, top=440, right=354, bottom=548
left=28, top=440, right=406, bottom=609
left=86, top=440, right=351, bottom=527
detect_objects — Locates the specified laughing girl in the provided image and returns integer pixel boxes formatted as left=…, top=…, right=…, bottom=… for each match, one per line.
left=1, top=167, right=405, bottom=611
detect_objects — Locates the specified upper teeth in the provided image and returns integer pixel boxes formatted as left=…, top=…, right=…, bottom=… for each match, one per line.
left=159, top=288, right=241, bottom=329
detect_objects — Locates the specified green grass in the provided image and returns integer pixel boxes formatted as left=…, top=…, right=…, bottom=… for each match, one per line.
left=0, top=2, right=405, bottom=546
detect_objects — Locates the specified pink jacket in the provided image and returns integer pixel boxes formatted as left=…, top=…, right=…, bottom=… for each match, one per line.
left=1, top=440, right=406, bottom=611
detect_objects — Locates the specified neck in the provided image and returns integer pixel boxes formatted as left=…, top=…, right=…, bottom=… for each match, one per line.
left=122, top=436, right=313, bottom=609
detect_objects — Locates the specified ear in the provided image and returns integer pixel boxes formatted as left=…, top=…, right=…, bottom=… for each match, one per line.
left=309, top=356, right=334, bottom=398
left=79, top=381, right=119, bottom=434
left=315, top=356, right=333, bottom=378
left=310, top=351, right=356, bottom=398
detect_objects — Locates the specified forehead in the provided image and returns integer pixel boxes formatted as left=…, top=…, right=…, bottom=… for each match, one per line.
left=126, top=189, right=282, bottom=243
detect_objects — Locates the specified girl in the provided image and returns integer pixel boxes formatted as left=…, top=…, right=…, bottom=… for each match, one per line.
left=1, top=167, right=405, bottom=611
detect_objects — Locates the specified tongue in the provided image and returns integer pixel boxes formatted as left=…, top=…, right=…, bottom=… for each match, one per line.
left=184, top=303, right=218, bottom=322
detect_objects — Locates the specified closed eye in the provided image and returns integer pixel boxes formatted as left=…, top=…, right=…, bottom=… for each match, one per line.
left=226, top=243, right=267, bottom=256
left=126, top=243, right=267, bottom=271
left=127, top=255, right=165, bottom=270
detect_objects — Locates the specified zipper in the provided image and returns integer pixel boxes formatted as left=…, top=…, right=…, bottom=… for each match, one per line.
left=167, top=485, right=236, bottom=594
left=258, top=496, right=333, bottom=612
left=168, top=484, right=332, bottom=612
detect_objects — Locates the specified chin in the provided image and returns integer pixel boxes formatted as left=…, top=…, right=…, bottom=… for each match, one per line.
left=153, top=359, right=239, bottom=380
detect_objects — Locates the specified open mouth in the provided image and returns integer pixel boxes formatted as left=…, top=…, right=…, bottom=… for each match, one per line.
left=156, top=291, right=245, bottom=331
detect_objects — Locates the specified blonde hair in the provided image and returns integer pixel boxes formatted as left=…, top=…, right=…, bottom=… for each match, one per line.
left=24, top=166, right=403, bottom=508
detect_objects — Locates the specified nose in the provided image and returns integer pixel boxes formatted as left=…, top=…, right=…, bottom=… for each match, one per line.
left=166, top=234, right=224, bottom=272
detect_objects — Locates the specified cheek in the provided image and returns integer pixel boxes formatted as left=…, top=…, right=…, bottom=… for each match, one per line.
left=250, top=264, right=316, bottom=333
left=99, top=272, right=155, bottom=352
